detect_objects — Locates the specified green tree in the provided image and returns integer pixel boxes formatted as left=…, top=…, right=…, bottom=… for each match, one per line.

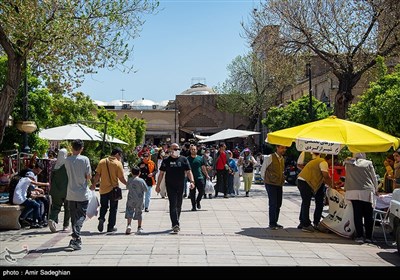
left=348, top=58, right=400, bottom=177
left=0, top=0, right=159, bottom=143
left=244, top=0, right=400, bottom=119
left=263, top=96, right=331, bottom=132
left=348, top=58, right=400, bottom=138
left=50, top=92, right=98, bottom=127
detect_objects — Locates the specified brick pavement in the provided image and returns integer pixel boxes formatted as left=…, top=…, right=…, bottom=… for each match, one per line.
left=1, top=171, right=399, bottom=267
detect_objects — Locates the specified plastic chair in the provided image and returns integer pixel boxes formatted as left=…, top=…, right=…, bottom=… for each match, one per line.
left=371, top=207, right=391, bottom=245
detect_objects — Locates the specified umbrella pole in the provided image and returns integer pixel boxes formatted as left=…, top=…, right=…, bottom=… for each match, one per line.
left=101, top=122, right=107, bottom=158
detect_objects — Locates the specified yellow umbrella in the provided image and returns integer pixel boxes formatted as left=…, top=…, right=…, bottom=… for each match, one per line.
left=266, top=116, right=400, bottom=154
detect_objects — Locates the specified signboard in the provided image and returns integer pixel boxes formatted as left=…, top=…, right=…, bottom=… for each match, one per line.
left=320, top=188, right=354, bottom=238
left=296, top=138, right=342, bottom=155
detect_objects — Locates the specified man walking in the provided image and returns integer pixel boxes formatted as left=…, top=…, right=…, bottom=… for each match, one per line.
left=187, top=145, right=208, bottom=211
left=64, top=139, right=92, bottom=251
left=91, top=147, right=127, bottom=233
left=260, top=145, right=287, bottom=229
left=155, top=143, right=195, bottom=233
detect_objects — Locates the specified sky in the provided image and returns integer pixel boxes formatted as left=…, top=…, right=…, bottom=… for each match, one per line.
left=76, top=0, right=257, bottom=103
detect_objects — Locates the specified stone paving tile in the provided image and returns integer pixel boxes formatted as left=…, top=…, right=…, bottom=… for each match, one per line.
left=1, top=178, right=399, bottom=267
left=264, top=256, right=298, bottom=266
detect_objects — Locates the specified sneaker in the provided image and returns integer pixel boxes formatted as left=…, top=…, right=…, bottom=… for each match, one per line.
left=297, top=223, right=304, bottom=229
left=223, top=194, right=229, bottom=198
left=48, top=219, right=57, bottom=233
left=354, top=237, right=364, bottom=244
left=136, top=227, right=143, bottom=235
left=19, top=218, right=31, bottom=228
left=65, top=239, right=81, bottom=251
left=30, top=223, right=43, bottom=229
left=364, top=238, right=373, bottom=244
left=276, top=224, right=284, bottom=229
left=144, top=208, right=149, bottom=212
left=197, top=202, right=201, bottom=209
left=301, top=225, right=315, bottom=233
left=125, top=225, right=132, bottom=235
left=107, top=227, right=117, bottom=233
left=269, top=225, right=279, bottom=230
left=172, top=225, right=180, bottom=233
left=97, top=219, right=105, bottom=232
left=62, top=226, right=70, bottom=231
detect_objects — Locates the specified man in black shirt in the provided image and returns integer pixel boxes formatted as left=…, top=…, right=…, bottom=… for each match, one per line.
left=155, top=143, right=195, bottom=233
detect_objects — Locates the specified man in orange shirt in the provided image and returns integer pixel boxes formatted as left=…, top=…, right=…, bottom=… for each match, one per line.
left=91, top=147, right=127, bottom=233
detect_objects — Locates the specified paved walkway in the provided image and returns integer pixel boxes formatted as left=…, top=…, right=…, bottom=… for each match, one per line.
left=1, top=171, right=399, bottom=267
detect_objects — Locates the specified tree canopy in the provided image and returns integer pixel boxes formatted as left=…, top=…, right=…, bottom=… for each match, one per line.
left=0, top=0, right=159, bottom=143
left=348, top=57, right=400, bottom=138
left=243, top=0, right=400, bottom=119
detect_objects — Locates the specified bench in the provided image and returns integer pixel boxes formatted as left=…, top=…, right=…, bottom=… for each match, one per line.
left=0, top=204, right=24, bottom=230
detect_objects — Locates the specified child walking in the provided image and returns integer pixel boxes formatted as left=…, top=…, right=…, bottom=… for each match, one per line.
left=125, top=166, right=148, bottom=234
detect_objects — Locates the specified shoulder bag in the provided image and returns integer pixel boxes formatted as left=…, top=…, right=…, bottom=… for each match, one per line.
left=106, top=159, right=122, bottom=201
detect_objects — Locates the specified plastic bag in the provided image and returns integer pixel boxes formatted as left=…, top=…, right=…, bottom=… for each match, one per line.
left=86, top=190, right=99, bottom=219
left=205, top=179, right=214, bottom=195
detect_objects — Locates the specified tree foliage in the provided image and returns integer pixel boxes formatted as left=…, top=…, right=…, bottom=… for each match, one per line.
left=263, top=95, right=331, bottom=132
left=243, top=0, right=400, bottom=119
left=348, top=58, right=400, bottom=138
left=0, top=0, right=159, bottom=143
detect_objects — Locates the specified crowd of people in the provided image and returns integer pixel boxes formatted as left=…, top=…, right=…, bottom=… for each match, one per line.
left=8, top=138, right=400, bottom=250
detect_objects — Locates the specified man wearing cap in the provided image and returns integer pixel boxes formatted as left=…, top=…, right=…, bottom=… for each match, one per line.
left=13, top=171, right=49, bottom=228
left=91, top=147, right=127, bottom=233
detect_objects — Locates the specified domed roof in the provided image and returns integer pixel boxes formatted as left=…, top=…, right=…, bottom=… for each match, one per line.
left=179, top=83, right=216, bottom=95
left=109, top=100, right=123, bottom=106
left=159, top=100, right=170, bottom=107
left=93, top=100, right=107, bottom=106
left=132, top=98, right=156, bottom=107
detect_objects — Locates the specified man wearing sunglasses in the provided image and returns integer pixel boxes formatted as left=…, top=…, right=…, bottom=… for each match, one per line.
left=155, top=143, right=195, bottom=233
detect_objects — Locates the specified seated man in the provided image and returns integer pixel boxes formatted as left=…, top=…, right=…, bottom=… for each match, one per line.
left=13, top=171, right=50, bottom=228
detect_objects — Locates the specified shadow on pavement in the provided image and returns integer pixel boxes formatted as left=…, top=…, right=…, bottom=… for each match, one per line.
left=235, top=227, right=354, bottom=245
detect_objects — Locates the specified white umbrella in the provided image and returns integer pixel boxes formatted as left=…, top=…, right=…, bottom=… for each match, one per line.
left=38, top=123, right=128, bottom=145
left=198, top=128, right=260, bottom=143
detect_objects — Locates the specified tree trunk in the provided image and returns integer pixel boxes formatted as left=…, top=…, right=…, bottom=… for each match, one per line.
left=0, top=55, right=23, bottom=144
left=334, top=74, right=358, bottom=119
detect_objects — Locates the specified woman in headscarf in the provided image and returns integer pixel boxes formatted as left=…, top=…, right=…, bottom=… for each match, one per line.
left=48, top=148, right=70, bottom=233
left=237, top=148, right=258, bottom=197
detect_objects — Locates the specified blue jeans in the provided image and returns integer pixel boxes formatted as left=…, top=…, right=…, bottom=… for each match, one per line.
left=144, top=185, right=152, bottom=209
left=68, top=200, right=88, bottom=240
left=99, top=190, right=119, bottom=231
left=297, top=179, right=325, bottom=227
left=265, top=184, right=283, bottom=226
left=20, top=199, right=41, bottom=222
left=166, top=185, right=184, bottom=227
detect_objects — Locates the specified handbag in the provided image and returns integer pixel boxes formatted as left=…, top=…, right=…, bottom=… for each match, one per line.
left=106, top=159, right=122, bottom=201
left=111, top=186, right=122, bottom=201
